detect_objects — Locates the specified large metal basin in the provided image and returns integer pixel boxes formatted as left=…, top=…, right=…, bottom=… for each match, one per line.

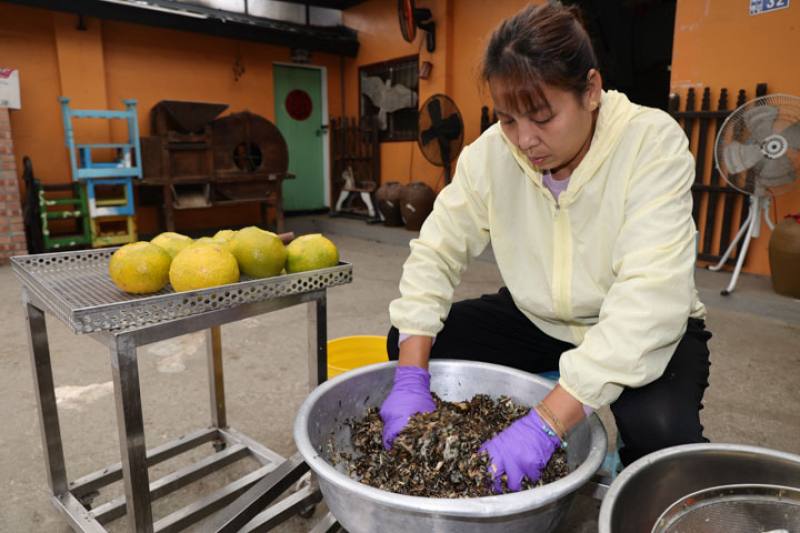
left=598, top=443, right=800, bottom=533
left=294, top=360, right=607, bottom=533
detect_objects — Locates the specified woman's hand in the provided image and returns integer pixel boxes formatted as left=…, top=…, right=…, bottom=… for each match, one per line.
left=379, top=365, right=436, bottom=449
left=380, top=335, right=436, bottom=449
left=480, top=385, right=586, bottom=492
left=479, top=408, right=561, bottom=492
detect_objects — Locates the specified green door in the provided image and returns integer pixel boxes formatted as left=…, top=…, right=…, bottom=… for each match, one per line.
left=274, top=65, right=327, bottom=211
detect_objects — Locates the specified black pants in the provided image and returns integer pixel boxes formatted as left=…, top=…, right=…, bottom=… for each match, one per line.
left=387, top=288, right=712, bottom=465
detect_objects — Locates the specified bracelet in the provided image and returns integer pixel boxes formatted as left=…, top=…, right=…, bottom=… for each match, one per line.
left=536, top=402, right=567, bottom=439
left=533, top=411, right=568, bottom=449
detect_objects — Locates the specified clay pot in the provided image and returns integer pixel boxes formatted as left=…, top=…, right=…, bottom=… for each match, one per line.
left=400, top=181, right=436, bottom=231
left=375, top=181, right=404, bottom=227
left=769, top=214, right=800, bottom=298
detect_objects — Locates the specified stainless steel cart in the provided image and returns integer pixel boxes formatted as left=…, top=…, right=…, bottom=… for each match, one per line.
left=11, top=247, right=352, bottom=532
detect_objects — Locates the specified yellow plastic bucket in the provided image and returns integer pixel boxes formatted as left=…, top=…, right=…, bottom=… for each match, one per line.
left=327, top=335, right=389, bottom=378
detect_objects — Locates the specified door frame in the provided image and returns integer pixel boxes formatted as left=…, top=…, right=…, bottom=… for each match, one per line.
left=272, top=62, right=331, bottom=208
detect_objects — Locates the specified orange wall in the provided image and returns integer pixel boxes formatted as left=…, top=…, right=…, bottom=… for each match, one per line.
left=671, top=0, right=800, bottom=275
left=342, top=0, right=536, bottom=190
left=5, top=0, right=796, bottom=274
left=1, top=2, right=343, bottom=235
left=343, top=0, right=439, bottom=187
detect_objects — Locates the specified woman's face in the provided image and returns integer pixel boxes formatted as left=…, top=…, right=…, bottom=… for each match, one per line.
left=489, top=70, right=602, bottom=179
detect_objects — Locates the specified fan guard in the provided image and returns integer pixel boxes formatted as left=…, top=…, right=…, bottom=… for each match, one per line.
left=715, top=94, right=800, bottom=196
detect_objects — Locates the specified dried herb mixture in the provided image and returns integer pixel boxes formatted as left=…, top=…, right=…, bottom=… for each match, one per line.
left=328, top=394, right=570, bottom=498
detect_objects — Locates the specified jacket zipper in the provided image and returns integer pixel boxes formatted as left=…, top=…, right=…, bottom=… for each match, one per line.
left=551, top=202, right=572, bottom=321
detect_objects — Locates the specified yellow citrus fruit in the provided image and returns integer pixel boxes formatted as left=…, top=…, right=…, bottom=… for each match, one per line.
left=285, top=233, right=339, bottom=274
left=213, top=229, right=238, bottom=242
left=169, top=243, right=240, bottom=292
left=230, top=226, right=287, bottom=278
left=190, top=236, right=233, bottom=253
left=150, top=231, right=193, bottom=259
left=109, top=241, right=172, bottom=294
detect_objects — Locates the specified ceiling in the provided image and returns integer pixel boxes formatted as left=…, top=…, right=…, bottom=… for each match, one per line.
left=6, top=0, right=362, bottom=57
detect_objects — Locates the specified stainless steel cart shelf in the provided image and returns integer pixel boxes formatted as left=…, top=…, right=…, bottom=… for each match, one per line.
left=12, top=247, right=353, bottom=532
left=12, top=247, right=352, bottom=334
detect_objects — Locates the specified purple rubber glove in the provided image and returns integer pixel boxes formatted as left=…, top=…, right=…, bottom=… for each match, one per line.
left=479, top=408, right=562, bottom=493
left=379, top=366, right=436, bottom=450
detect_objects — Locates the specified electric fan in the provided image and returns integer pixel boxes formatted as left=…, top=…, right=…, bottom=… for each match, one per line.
left=710, top=94, right=800, bottom=295
left=398, top=0, right=436, bottom=52
left=418, top=93, right=464, bottom=185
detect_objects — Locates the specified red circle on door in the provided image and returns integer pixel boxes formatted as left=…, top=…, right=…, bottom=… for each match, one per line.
left=285, top=90, right=313, bottom=121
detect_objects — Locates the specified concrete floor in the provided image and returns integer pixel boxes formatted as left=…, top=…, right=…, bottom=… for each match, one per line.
left=1, top=215, right=798, bottom=532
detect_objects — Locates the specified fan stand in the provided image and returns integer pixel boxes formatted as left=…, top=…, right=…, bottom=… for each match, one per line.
left=708, top=193, right=775, bottom=295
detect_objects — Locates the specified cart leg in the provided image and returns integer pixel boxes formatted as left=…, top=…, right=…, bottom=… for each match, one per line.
left=207, top=326, right=227, bottom=447
left=111, top=335, right=153, bottom=532
left=308, top=293, right=327, bottom=390
left=24, top=299, right=68, bottom=496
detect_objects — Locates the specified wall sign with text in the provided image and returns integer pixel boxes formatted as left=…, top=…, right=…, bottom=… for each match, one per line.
left=750, top=0, right=790, bottom=15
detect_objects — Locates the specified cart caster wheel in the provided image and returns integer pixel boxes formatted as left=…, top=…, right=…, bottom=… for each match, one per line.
left=212, top=440, right=227, bottom=452
left=298, top=503, right=316, bottom=519
left=78, top=490, right=100, bottom=510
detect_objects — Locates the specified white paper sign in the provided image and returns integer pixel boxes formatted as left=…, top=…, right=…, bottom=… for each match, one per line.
left=0, top=68, right=21, bottom=109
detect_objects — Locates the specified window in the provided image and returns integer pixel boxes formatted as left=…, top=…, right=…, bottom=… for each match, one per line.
left=359, top=56, right=419, bottom=142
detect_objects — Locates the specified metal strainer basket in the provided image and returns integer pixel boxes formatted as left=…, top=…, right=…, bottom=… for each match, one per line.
left=652, top=484, right=800, bottom=533
left=598, top=444, right=800, bottom=533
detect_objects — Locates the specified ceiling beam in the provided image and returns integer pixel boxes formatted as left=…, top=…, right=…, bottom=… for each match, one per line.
left=279, top=0, right=366, bottom=8
left=5, top=0, right=360, bottom=57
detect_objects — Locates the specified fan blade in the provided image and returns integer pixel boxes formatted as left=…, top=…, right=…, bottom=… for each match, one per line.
left=760, top=167, right=797, bottom=189
left=441, top=114, right=462, bottom=140
left=780, top=122, right=800, bottom=150
left=743, top=105, right=779, bottom=140
left=420, top=125, right=438, bottom=146
left=426, top=98, right=443, bottom=125
left=722, top=141, right=763, bottom=174
left=758, top=155, right=793, bottom=180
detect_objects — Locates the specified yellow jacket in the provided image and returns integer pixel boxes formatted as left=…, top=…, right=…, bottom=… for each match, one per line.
left=389, top=90, right=706, bottom=408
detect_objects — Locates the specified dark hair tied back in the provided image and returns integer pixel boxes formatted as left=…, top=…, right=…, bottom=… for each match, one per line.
left=482, top=2, right=598, bottom=112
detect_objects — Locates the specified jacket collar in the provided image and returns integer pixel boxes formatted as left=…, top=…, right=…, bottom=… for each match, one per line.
left=498, top=90, right=640, bottom=205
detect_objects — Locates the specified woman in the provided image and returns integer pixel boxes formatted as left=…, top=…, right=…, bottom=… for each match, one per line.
left=380, top=3, right=712, bottom=493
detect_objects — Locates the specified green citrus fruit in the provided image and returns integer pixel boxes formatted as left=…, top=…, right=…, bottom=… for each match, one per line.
left=285, top=233, right=339, bottom=273
left=169, top=243, right=240, bottom=292
left=230, top=226, right=287, bottom=278
left=109, top=241, right=172, bottom=294
left=150, top=231, right=193, bottom=259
